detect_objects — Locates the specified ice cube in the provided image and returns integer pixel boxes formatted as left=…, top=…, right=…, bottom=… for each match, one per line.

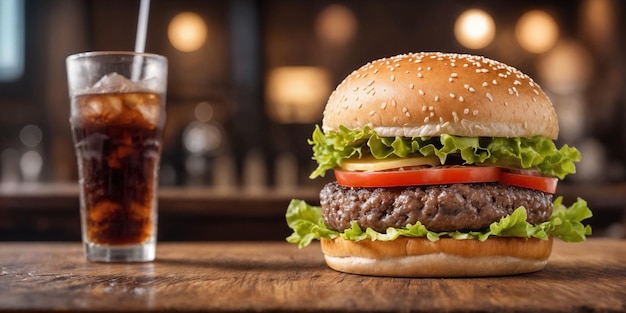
left=121, top=93, right=162, bottom=127
left=138, top=77, right=161, bottom=92
left=89, top=72, right=139, bottom=94
left=82, top=94, right=123, bottom=120
left=135, top=102, right=161, bottom=127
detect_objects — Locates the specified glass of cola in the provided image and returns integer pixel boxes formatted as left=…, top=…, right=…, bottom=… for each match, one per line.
left=66, top=52, right=167, bottom=262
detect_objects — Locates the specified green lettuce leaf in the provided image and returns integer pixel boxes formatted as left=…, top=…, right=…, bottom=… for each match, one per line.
left=309, top=125, right=581, bottom=179
left=285, top=197, right=592, bottom=248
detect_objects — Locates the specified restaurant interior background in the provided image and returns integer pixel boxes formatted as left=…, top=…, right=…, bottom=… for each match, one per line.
left=0, top=0, right=625, bottom=241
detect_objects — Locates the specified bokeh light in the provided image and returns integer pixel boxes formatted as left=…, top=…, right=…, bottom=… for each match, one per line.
left=537, top=39, right=593, bottom=94
left=315, top=4, right=358, bottom=46
left=454, top=9, right=495, bottom=49
left=516, top=10, right=559, bottom=54
left=266, top=67, right=331, bottom=123
left=168, top=12, right=207, bottom=52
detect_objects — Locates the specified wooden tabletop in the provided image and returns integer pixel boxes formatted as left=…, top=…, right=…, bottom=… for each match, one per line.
left=1, top=239, right=625, bottom=312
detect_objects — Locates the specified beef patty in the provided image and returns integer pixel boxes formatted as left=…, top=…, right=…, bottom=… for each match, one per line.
left=320, top=182, right=553, bottom=233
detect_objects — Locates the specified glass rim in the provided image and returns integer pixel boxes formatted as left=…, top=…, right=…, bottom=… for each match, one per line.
left=66, top=51, right=167, bottom=62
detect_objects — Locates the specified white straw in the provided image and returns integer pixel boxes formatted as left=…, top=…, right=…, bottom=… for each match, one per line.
left=134, top=0, right=150, bottom=53
left=132, top=0, right=150, bottom=81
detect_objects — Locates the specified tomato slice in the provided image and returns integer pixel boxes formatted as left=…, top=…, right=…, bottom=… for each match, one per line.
left=500, top=172, right=558, bottom=194
left=334, top=166, right=501, bottom=188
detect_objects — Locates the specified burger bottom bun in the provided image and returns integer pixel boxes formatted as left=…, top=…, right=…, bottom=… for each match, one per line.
left=321, top=237, right=553, bottom=277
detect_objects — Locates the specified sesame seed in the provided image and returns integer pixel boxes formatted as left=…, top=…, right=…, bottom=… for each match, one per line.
left=406, top=112, right=411, bottom=117
left=418, top=67, right=422, bottom=71
left=424, top=117, right=430, bottom=123
left=418, top=89, right=425, bottom=95
left=463, top=84, right=470, bottom=89
left=427, top=67, right=432, bottom=71
left=405, top=70, right=410, bottom=74
left=428, top=106, right=434, bottom=111
left=393, top=116, right=399, bottom=123
left=409, top=83, right=415, bottom=89
left=472, top=110, right=479, bottom=116
left=367, top=80, right=374, bottom=86
left=391, top=99, right=397, bottom=107
left=450, top=93, right=456, bottom=99
left=463, top=108, right=470, bottom=115
left=514, top=80, right=521, bottom=85
left=469, top=87, right=475, bottom=93
left=369, top=110, right=376, bottom=116
left=459, top=96, right=464, bottom=102
left=434, top=96, right=439, bottom=102
left=402, top=107, right=408, bottom=113
left=418, top=73, right=423, bottom=78
left=508, top=88, right=514, bottom=95
left=358, top=103, right=363, bottom=108
left=429, top=112, right=435, bottom=117
left=486, top=93, right=493, bottom=102
left=381, top=102, right=387, bottom=109
left=451, top=73, right=458, bottom=78
left=452, top=111, right=459, bottom=122
left=482, top=82, right=488, bottom=87
left=492, top=79, right=497, bottom=85
left=373, top=69, right=379, bottom=74
left=352, top=87, right=359, bottom=91
left=390, top=75, right=395, bottom=81
left=533, top=89, right=539, bottom=95
left=449, top=78, right=454, bottom=82
left=422, top=106, right=427, bottom=112
left=362, top=73, right=368, bottom=78
left=463, top=63, right=469, bottom=67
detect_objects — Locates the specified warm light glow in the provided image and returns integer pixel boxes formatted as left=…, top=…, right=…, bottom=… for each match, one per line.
left=454, top=9, right=495, bottom=49
left=516, top=10, right=559, bottom=54
left=537, top=40, right=593, bottom=95
left=194, top=102, right=214, bottom=123
left=580, top=0, right=615, bottom=50
left=315, top=4, right=358, bottom=45
left=168, top=12, right=207, bottom=52
left=266, top=67, right=331, bottom=124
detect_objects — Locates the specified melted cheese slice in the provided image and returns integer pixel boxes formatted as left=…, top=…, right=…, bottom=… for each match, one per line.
left=340, top=156, right=441, bottom=172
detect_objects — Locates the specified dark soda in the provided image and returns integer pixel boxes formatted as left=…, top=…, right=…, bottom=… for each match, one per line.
left=71, top=92, right=164, bottom=245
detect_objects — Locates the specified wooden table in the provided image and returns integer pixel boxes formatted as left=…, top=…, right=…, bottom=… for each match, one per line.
left=1, top=239, right=625, bottom=312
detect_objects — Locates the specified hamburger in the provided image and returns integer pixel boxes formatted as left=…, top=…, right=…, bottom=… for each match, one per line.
left=286, top=52, right=592, bottom=277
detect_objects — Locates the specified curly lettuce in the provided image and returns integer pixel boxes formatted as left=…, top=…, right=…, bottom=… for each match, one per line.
left=286, top=197, right=592, bottom=248
left=309, top=125, right=581, bottom=179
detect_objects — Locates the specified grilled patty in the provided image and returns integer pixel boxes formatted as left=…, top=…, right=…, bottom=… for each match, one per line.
left=320, top=182, right=553, bottom=233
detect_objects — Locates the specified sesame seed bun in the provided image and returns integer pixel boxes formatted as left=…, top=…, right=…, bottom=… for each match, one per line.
left=322, top=52, right=559, bottom=139
left=321, top=237, right=553, bottom=277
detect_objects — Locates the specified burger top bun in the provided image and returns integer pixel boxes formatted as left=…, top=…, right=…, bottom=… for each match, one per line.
left=322, top=52, right=559, bottom=139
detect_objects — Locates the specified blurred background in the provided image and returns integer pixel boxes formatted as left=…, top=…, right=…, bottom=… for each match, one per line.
left=0, top=0, right=625, bottom=241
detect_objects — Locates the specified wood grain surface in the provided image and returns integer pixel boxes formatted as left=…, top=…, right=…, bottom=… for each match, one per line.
left=1, top=239, right=625, bottom=312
